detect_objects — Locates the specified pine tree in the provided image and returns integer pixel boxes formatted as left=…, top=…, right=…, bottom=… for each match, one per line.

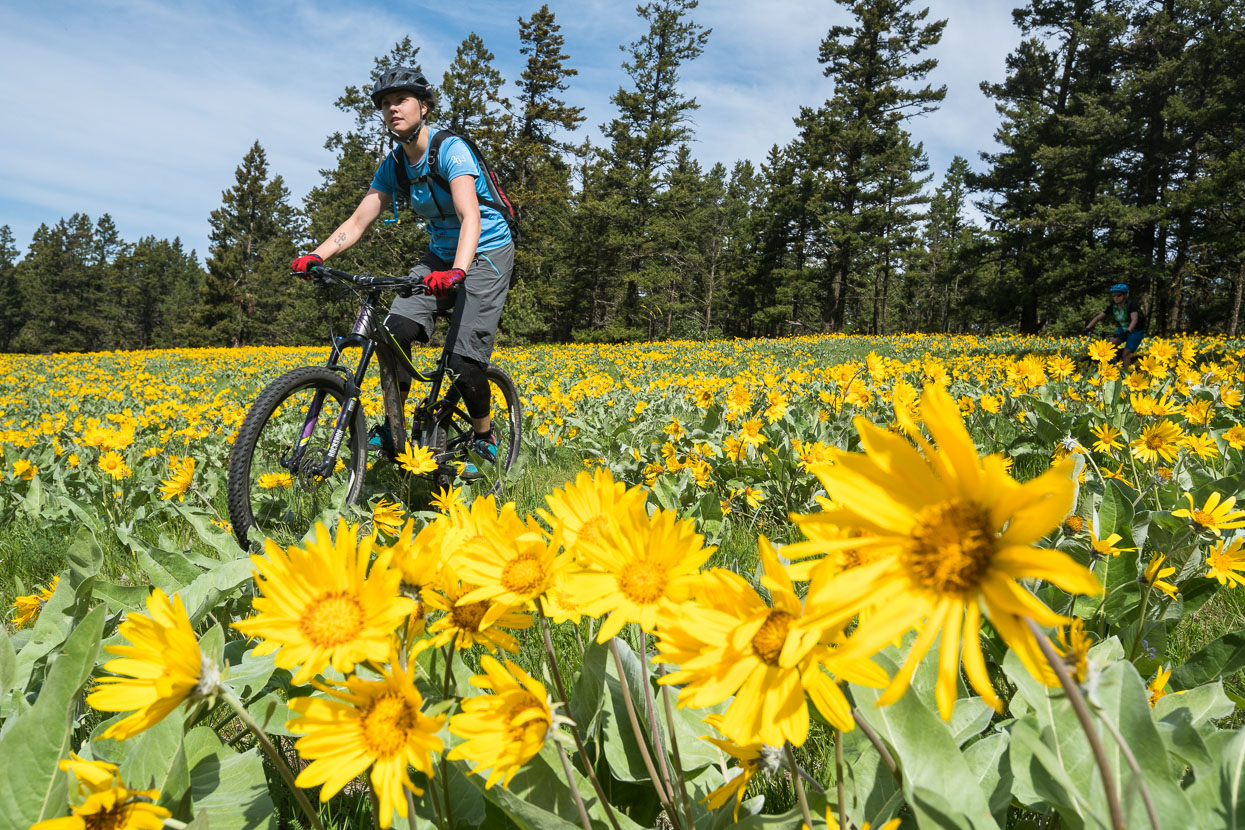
left=600, top=0, right=711, bottom=335
left=13, top=215, right=105, bottom=352
left=111, top=236, right=204, bottom=349
left=801, top=0, right=946, bottom=332
left=923, top=156, right=979, bottom=331
left=440, top=33, right=511, bottom=144
left=502, top=5, right=586, bottom=342
left=0, top=226, right=24, bottom=351
left=200, top=142, right=302, bottom=347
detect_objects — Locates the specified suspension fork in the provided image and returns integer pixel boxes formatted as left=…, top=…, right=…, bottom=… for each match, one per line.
left=285, top=301, right=378, bottom=476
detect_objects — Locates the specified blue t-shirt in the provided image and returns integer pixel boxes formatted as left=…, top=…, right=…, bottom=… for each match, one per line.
left=371, top=132, right=512, bottom=260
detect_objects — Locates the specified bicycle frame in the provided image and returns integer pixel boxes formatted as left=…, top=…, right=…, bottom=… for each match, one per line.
left=280, top=269, right=469, bottom=479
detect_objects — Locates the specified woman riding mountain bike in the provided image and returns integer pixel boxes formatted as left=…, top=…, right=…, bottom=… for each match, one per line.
left=1083, top=283, right=1146, bottom=370
left=290, top=66, right=515, bottom=478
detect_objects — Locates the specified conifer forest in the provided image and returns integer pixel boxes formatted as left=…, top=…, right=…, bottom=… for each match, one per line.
left=2, top=0, right=1243, bottom=354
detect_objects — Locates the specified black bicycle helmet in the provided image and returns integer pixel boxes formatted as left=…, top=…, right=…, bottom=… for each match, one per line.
left=370, top=67, right=434, bottom=109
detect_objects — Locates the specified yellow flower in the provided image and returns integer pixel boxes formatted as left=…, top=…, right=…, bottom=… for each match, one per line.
left=790, top=386, right=1102, bottom=719
left=371, top=497, right=406, bottom=536
left=1130, top=420, right=1183, bottom=464
left=738, top=418, right=766, bottom=447
left=423, top=563, right=534, bottom=653
left=1087, top=340, right=1119, bottom=363
left=257, top=472, right=293, bottom=489
left=86, top=589, right=213, bottom=740
left=979, top=394, right=1002, bottom=414
left=1205, top=537, right=1245, bottom=588
left=430, top=485, right=465, bottom=513
left=1172, top=492, right=1245, bottom=536
left=98, top=451, right=132, bottom=481
left=1148, top=666, right=1170, bottom=707
left=30, top=763, right=170, bottom=830
left=1061, top=514, right=1085, bottom=535
left=1089, top=423, right=1123, bottom=454
left=232, top=520, right=415, bottom=685
left=1224, top=425, right=1245, bottom=450
left=158, top=456, right=195, bottom=501
left=287, top=651, right=444, bottom=828
left=537, top=467, right=646, bottom=560
left=656, top=538, right=887, bottom=747
left=454, top=501, right=567, bottom=626
left=395, top=443, right=439, bottom=475
left=1182, top=432, right=1219, bottom=460
left=566, top=499, right=715, bottom=642
left=1055, top=617, right=1091, bottom=684
left=1089, top=530, right=1137, bottom=558
left=1143, top=553, right=1179, bottom=599
left=11, top=575, right=58, bottom=629
left=13, top=458, right=37, bottom=480
left=699, top=719, right=772, bottom=823
left=67, top=453, right=81, bottom=468
left=447, top=656, right=553, bottom=789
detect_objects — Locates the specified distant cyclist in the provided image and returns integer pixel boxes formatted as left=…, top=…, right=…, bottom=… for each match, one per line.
left=1083, top=283, right=1146, bottom=370
left=290, top=67, right=515, bottom=477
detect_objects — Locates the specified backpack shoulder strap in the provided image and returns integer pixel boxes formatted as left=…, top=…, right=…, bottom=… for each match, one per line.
left=391, top=146, right=411, bottom=210
left=424, top=129, right=454, bottom=190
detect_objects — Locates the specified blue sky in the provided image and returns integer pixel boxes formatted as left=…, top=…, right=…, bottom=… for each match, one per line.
left=0, top=0, right=1020, bottom=262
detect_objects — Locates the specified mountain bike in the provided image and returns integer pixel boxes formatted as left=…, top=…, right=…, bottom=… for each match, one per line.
left=225, top=265, right=522, bottom=550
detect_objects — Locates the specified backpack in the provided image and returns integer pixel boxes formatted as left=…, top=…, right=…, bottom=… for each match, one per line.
left=390, top=128, right=520, bottom=245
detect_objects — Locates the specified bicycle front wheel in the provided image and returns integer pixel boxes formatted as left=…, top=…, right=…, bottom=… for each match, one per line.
left=429, top=364, right=522, bottom=495
left=227, top=366, right=367, bottom=550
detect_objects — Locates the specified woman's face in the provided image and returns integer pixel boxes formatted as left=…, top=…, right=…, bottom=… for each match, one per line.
left=380, top=91, right=426, bottom=134
left=1111, top=291, right=1126, bottom=304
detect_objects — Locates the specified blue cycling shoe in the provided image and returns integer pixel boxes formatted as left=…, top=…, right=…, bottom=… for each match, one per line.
left=367, top=423, right=395, bottom=458
left=460, top=434, right=498, bottom=480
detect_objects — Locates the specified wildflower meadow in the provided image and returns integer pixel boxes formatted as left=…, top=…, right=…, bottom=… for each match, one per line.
left=3, top=332, right=1245, bottom=830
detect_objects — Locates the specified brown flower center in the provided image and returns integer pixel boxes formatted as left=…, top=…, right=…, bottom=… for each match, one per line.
left=299, top=591, right=365, bottom=647
left=501, top=553, right=546, bottom=597
left=450, top=600, right=487, bottom=633
left=903, top=499, right=996, bottom=594
left=751, top=611, right=794, bottom=666
left=618, top=560, right=668, bottom=605
left=361, top=692, right=416, bottom=758
left=1192, top=509, right=1216, bottom=528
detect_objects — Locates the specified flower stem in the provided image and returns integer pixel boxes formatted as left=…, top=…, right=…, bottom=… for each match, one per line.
left=553, top=731, right=596, bottom=830
left=851, top=710, right=901, bottom=787
left=834, top=729, right=847, bottom=830
left=637, top=632, right=680, bottom=819
left=537, top=609, right=622, bottom=830
left=608, top=638, right=679, bottom=826
left=1094, top=705, right=1161, bottom=830
left=1025, top=618, right=1125, bottom=830
left=1128, top=583, right=1153, bottom=662
left=220, top=688, right=326, bottom=830
left=656, top=664, right=696, bottom=830
left=785, top=743, right=814, bottom=830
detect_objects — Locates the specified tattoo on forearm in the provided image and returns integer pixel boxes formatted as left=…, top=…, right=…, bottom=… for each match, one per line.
left=333, top=232, right=347, bottom=248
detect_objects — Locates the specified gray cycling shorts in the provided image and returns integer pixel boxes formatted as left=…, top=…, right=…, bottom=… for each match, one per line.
left=385, top=242, right=514, bottom=365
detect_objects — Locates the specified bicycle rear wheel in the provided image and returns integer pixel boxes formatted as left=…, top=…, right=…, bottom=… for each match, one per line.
left=429, top=364, right=522, bottom=494
left=227, top=366, right=367, bottom=550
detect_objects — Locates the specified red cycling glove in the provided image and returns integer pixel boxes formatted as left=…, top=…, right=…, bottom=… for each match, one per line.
left=424, top=268, right=466, bottom=298
left=291, top=253, right=323, bottom=279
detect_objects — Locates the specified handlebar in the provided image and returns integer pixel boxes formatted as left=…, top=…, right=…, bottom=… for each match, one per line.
left=307, top=264, right=430, bottom=296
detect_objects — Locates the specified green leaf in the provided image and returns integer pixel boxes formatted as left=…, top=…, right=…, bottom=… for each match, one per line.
left=0, top=628, right=16, bottom=701
left=171, top=502, right=248, bottom=561
left=0, top=604, right=106, bottom=826
left=1170, top=629, right=1245, bottom=690
left=189, top=746, right=276, bottom=830
left=850, top=653, right=999, bottom=830
left=948, top=697, right=995, bottom=747
left=1096, top=478, right=1135, bottom=541
left=600, top=637, right=656, bottom=783
left=178, top=558, right=256, bottom=626
left=1154, top=681, right=1235, bottom=727
left=963, top=733, right=1013, bottom=823
left=22, top=474, right=44, bottom=518
left=1006, top=716, right=1082, bottom=818
left=65, top=527, right=104, bottom=589
left=118, top=710, right=193, bottom=818
left=1185, top=727, right=1245, bottom=827
left=570, top=639, right=609, bottom=736
left=221, top=641, right=283, bottom=701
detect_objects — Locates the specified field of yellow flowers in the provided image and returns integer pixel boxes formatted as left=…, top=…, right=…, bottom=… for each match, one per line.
left=2, top=332, right=1245, bottom=830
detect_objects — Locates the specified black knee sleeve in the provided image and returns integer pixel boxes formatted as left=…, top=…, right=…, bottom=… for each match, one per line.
left=447, top=354, right=490, bottom=420
left=384, top=314, right=428, bottom=383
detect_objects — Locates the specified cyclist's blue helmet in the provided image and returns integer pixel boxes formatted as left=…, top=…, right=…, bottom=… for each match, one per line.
left=1109, top=283, right=1129, bottom=294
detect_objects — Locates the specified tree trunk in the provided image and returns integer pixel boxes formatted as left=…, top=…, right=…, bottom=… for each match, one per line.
left=1231, top=260, right=1244, bottom=337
